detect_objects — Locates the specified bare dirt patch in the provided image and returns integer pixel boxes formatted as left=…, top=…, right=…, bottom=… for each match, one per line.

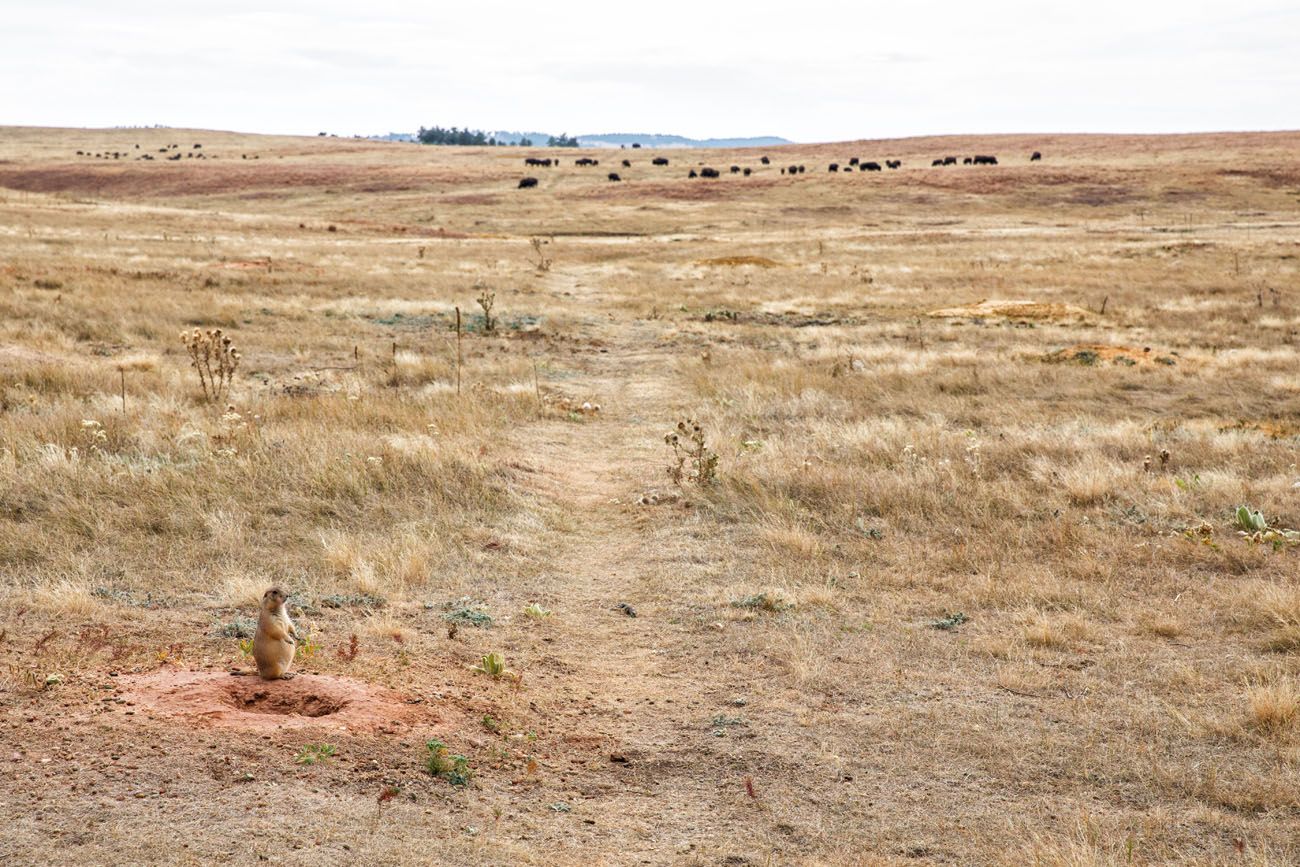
left=1045, top=343, right=1181, bottom=367
left=929, top=298, right=1094, bottom=322
left=120, top=671, right=435, bottom=733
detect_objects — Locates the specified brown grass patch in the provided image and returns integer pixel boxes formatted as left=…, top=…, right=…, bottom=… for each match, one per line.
left=928, top=298, right=1094, bottom=322
left=696, top=255, right=784, bottom=268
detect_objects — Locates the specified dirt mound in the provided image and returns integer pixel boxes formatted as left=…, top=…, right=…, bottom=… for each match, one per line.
left=929, top=298, right=1093, bottom=322
left=1046, top=344, right=1180, bottom=367
left=119, top=670, right=433, bottom=733
left=696, top=256, right=783, bottom=268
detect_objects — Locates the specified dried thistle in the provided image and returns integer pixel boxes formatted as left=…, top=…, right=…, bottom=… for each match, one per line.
left=665, top=419, right=719, bottom=486
left=180, top=327, right=241, bottom=403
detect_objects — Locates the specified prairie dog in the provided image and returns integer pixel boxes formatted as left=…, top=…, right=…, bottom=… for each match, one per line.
left=253, top=587, right=297, bottom=679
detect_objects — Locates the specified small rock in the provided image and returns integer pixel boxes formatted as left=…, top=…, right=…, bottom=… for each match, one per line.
left=615, top=603, right=637, bottom=618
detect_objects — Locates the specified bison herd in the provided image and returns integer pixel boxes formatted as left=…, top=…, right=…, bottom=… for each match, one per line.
left=73, top=142, right=215, bottom=162
left=512, top=149, right=1043, bottom=188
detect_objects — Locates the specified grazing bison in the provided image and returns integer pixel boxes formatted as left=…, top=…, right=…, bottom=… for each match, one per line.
left=886, top=159, right=901, bottom=169
left=518, top=177, right=539, bottom=188
left=608, top=173, right=621, bottom=182
left=942, top=156, right=958, bottom=166
left=743, top=167, right=752, bottom=176
left=1030, top=151, right=1042, bottom=161
left=622, top=159, right=631, bottom=167
left=575, top=157, right=599, bottom=166
left=842, top=166, right=853, bottom=172
left=652, top=157, right=669, bottom=166
left=932, top=159, right=943, bottom=166
left=972, top=155, right=998, bottom=165
left=849, top=157, right=859, bottom=166
left=760, top=156, right=770, bottom=164
left=730, top=165, right=741, bottom=174
left=862, top=161, right=882, bottom=171
left=700, top=167, right=720, bottom=178
left=798, top=165, right=806, bottom=174
left=787, top=165, right=798, bottom=175
left=829, top=163, right=839, bottom=172
left=963, top=157, right=973, bottom=165
left=688, top=169, right=698, bottom=178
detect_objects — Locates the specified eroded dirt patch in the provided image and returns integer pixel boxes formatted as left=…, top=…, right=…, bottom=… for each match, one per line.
left=120, top=670, right=433, bottom=733
left=1046, top=343, right=1181, bottom=367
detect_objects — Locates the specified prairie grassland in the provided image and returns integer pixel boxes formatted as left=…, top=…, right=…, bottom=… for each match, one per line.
left=1, top=126, right=1299, bottom=865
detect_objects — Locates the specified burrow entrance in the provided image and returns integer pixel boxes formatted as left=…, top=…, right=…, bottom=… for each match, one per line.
left=118, top=670, right=432, bottom=733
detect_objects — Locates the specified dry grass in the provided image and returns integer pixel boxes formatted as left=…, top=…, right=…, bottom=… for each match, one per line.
left=2, top=125, right=1300, bottom=864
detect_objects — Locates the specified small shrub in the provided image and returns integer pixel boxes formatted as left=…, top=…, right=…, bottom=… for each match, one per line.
left=931, top=612, right=969, bottom=631
left=529, top=237, right=553, bottom=272
left=295, top=744, right=337, bottom=765
left=294, top=628, right=319, bottom=662
left=443, top=599, right=493, bottom=628
left=665, top=419, right=719, bottom=486
left=424, top=739, right=472, bottom=785
left=337, top=634, right=360, bottom=661
left=477, top=289, right=497, bottom=333
left=523, top=603, right=551, bottom=619
left=180, top=327, right=240, bottom=403
left=731, top=593, right=791, bottom=613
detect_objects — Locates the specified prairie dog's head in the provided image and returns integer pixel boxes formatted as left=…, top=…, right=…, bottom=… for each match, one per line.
left=261, top=587, right=288, bottom=613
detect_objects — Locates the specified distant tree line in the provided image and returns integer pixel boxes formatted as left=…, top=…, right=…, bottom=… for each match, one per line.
left=416, top=126, right=582, bottom=148
left=417, top=126, right=515, bottom=146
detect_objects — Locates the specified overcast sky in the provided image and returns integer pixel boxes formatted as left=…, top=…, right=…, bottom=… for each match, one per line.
left=4, top=0, right=1296, bottom=142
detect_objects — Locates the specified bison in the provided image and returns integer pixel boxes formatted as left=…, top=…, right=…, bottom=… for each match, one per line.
left=829, top=163, right=839, bottom=172
left=518, top=177, right=539, bottom=188
left=788, top=165, right=798, bottom=175
left=886, top=159, right=901, bottom=169
left=862, top=161, right=882, bottom=171
left=688, top=169, right=698, bottom=178
left=652, top=157, right=669, bottom=166
left=1030, top=151, right=1042, bottom=161
left=942, top=156, right=958, bottom=166
left=700, top=167, right=720, bottom=178
left=730, top=165, right=741, bottom=174
left=798, top=165, right=806, bottom=174
left=972, top=155, right=998, bottom=165
left=622, top=159, right=631, bottom=167
left=849, top=157, right=860, bottom=166
left=608, top=173, right=621, bottom=182
left=743, top=167, right=752, bottom=176
left=760, top=156, right=770, bottom=165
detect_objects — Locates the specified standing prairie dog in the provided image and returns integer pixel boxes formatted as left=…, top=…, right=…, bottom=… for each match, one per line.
left=253, top=587, right=297, bottom=679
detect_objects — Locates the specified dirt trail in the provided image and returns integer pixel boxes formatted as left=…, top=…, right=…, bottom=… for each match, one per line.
left=496, top=276, right=764, bottom=862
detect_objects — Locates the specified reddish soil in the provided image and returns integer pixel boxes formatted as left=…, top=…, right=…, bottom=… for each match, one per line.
left=120, top=671, right=440, bottom=734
